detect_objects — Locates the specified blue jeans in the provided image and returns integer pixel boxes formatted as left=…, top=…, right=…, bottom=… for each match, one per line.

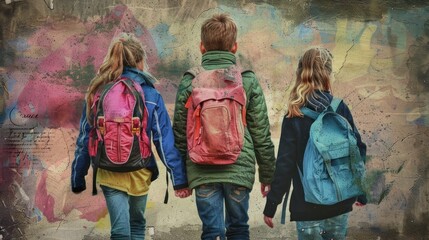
left=101, top=185, right=148, bottom=240
left=195, top=183, right=250, bottom=240
left=296, top=212, right=349, bottom=240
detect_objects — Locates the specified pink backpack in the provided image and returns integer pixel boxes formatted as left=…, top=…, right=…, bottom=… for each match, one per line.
left=185, top=65, right=246, bottom=165
left=88, top=78, right=151, bottom=175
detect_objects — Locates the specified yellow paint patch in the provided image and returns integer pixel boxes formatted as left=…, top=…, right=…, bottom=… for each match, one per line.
left=406, top=108, right=423, bottom=122
left=95, top=212, right=111, bottom=229
left=332, top=20, right=378, bottom=81
left=146, top=200, right=156, bottom=209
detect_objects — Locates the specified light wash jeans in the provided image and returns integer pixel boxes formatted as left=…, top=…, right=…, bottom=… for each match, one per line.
left=296, top=212, right=349, bottom=240
left=101, top=185, right=148, bottom=240
left=195, top=183, right=250, bottom=240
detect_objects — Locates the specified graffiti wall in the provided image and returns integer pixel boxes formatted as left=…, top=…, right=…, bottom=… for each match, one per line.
left=0, top=0, right=428, bottom=239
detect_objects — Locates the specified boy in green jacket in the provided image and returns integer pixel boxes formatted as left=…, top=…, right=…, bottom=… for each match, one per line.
left=173, top=13, right=276, bottom=240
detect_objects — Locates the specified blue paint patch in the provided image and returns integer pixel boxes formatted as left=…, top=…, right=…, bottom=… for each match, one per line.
left=0, top=73, right=17, bottom=124
left=390, top=7, right=429, bottom=39
left=33, top=207, right=43, bottom=222
left=15, top=153, right=21, bottom=166
left=269, top=7, right=277, bottom=20
left=7, top=37, right=29, bottom=52
left=218, top=4, right=285, bottom=37
left=413, top=117, right=426, bottom=126
left=135, top=25, right=144, bottom=37
left=374, top=21, right=404, bottom=49
left=297, top=24, right=315, bottom=44
left=149, top=23, right=176, bottom=58
left=114, top=9, right=122, bottom=17
left=316, top=22, right=337, bottom=44
left=2, top=158, right=10, bottom=167
left=28, top=102, right=36, bottom=113
left=283, top=55, right=292, bottom=64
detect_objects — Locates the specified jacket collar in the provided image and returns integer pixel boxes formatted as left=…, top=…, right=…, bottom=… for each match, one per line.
left=121, top=67, right=156, bottom=88
left=201, top=51, right=236, bottom=69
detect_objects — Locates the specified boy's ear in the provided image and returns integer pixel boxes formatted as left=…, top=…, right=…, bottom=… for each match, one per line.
left=200, top=42, right=237, bottom=53
left=200, top=42, right=207, bottom=54
left=231, top=42, right=238, bottom=54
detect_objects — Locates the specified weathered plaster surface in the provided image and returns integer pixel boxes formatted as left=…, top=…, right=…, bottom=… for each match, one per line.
left=0, top=0, right=428, bottom=239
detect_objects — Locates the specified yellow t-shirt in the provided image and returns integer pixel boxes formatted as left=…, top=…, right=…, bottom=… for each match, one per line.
left=97, top=168, right=152, bottom=196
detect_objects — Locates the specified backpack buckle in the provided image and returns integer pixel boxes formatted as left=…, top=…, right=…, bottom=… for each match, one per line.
left=132, top=117, right=140, bottom=135
left=97, top=116, right=105, bottom=135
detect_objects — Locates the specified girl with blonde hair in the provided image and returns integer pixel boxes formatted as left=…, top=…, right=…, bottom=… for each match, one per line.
left=71, top=33, right=190, bottom=239
left=263, top=47, right=367, bottom=240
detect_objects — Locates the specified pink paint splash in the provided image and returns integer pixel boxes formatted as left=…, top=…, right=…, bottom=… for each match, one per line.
left=16, top=4, right=159, bottom=129
left=35, top=171, right=60, bottom=222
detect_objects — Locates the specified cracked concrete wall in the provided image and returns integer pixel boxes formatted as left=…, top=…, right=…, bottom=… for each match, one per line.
left=0, top=0, right=428, bottom=239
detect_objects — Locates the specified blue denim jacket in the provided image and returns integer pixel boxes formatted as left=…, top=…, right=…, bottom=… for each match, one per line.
left=71, top=67, right=188, bottom=193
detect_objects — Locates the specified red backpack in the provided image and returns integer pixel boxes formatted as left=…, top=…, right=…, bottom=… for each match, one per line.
left=88, top=78, right=151, bottom=194
left=185, top=65, right=246, bottom=165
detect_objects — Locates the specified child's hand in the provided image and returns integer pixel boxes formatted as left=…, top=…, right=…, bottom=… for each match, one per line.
left=174, top=188, right=192, bottom=198
left=261, top=183, right=271, bottom=197
left=264, top=215, right=274, bottom=228
left=356, top=194, right=367, bottom=206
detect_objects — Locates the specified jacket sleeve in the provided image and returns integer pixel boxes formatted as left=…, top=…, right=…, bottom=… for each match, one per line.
left=151, top=91, right=188, bottom=190
left=172, top=73, right=193, bottom=161
left=243, top=71, right=276, bottom=184
left=71, top=103, right=91, bottom=193
left=263, top=116, right=296, bottom=217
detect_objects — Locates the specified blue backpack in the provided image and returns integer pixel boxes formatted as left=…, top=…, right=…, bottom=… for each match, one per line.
left=298, top=97, right=366, bottom=205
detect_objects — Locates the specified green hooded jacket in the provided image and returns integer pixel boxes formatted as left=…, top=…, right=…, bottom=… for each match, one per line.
left=173, top=51, right=275, bottom=189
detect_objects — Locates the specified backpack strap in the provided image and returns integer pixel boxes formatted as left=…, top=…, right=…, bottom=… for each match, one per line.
left=240, top=69, right=254, bottom=76
left=92, top=167, right=98, bottom=195
left=163, top=172, right=169, bottom=204
left=330, top=97, right=343, bottom=112
left=185, top=66, right=205, bottom=77
left=92, top=141, right=103, bottom=195
left=123, top=78, right=151, bottom=158
left=280, top=191, right=289, bottom=224
left=300, top=107, right=319, bottom=120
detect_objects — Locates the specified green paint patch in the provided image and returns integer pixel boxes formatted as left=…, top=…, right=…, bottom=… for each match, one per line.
left=54, top=58, right=95, bottom=92
left=155, top=59, right=192, bottom=83
left=363, top=169, right=392, bottom=204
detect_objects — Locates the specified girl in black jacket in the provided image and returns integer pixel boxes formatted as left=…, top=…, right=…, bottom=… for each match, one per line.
left=263, top=47, right=367, bottom=240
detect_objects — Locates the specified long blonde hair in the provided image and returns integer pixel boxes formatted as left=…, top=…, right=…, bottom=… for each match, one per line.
left=85, top=33, right=146, bottom=122
left=287, top=47, right=333, bottom=118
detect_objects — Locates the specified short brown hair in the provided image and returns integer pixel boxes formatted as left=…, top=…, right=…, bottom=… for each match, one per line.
left=201, top=13, right=237, bottom=51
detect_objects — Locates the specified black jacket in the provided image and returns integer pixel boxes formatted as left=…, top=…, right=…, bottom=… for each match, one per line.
left=263, top=91, right=367, bottom=221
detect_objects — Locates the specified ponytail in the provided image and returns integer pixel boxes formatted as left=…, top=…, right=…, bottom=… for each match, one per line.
left=85, top=33, right=146, bottom=123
